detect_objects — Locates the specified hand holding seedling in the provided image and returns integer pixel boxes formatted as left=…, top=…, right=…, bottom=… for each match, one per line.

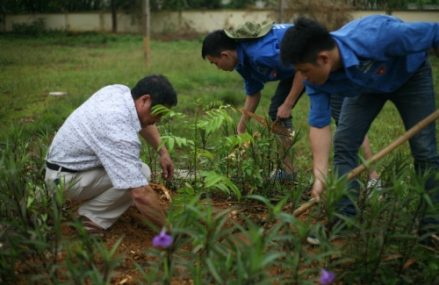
left=159, top=148, right=174, bottom=180
left=236, top=119, right=248, bottom=134
left=276, top=102, right=292, bottom=119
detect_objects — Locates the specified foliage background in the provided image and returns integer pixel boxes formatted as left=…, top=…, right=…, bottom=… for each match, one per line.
left=1, top=0, right=438, bottom=14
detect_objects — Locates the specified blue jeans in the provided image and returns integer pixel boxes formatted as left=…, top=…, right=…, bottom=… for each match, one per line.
left=334, top=61, right=439, bottom=219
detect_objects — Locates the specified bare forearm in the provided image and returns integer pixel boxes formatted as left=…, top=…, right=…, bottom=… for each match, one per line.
left=310, top=126, right=331, bottom=183
left=241, top=92, right=261, bottom=116
left=238, top=92, right=262, bottom=133
left=361, top=136, right=373, bottom=160
left=140, top=125, right=167, bottom=154
left=276, top=73, right=305, bottom=119
left=284, top=73, right=305, bottom=109
left=131, top=186, right=166, bottom=227
left=140, top=124, right=174, bottom=179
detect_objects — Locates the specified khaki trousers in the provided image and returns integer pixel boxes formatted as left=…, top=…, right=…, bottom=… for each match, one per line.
left=45, top=163, right=151, bottom=229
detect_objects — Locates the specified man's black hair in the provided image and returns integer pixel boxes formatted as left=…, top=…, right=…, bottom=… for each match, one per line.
left=131, top=74, right=177, bottom=107
left=201, top=30, right=237, bottom=59
left=280, top=17, right=336, bottom=65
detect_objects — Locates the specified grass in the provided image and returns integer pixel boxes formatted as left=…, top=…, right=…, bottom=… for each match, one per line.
left=0, top=32, right=439, bottom=284
left=0, top=33, right=243, bottom=139
left=2, top=32, right=437, bottom=149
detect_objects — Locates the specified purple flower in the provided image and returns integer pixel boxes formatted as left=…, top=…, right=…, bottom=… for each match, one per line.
left=320, top=268, right=335, bottom=285
left=152, top=229, right=173, bottom=249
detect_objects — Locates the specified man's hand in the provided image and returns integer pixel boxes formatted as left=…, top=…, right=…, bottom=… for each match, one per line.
left=236, top=120, right=247, bottom=134
left=276, top=103, right=292, bottom=119
left=276, top=72, right=305, bottom=120
left=140, top=125, right=173, bottom=180
left=309, top=126, right=331, bottom=201
left=159, top=148, right=174, bottom=180
left=310, top=179, right=325, bottom=201
left=238, top=92, right=262, bottom=134
left=131, top=186, right=166, bottom=228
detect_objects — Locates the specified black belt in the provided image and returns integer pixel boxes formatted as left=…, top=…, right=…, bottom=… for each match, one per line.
left=46, top=161, right=78, bottom=173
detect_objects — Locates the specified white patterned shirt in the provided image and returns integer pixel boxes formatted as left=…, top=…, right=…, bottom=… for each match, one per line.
left=46, top=84, right=148, bottom=189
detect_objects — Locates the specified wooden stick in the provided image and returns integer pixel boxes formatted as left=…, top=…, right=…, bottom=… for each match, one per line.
left=293, top=197, right=318, bottom=216
left=347, top=109, right=439, bottom=180
left=294, top=109, right=439, bottom=216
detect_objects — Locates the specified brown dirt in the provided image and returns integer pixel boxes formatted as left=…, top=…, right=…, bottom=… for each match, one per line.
left=103, top=207, right=158, bottom=284
left=104, top=196, right=262, bottom=284
left=103, top=185, right=317, bottom=284
left=14, top=184, right=318, bottom=284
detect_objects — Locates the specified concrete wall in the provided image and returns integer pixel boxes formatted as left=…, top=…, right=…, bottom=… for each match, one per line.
left=150, top=10, right=276, bottom=34
left=1, top=10, right=438, bottom=34
left=351, top=10, right=439, bottom=22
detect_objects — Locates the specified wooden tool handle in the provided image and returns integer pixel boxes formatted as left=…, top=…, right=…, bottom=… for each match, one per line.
left=293, top=198, right=318, bottom=217
left=347, top=109, right=439, bottom=180
left=294, top=109, right=439, bottom=216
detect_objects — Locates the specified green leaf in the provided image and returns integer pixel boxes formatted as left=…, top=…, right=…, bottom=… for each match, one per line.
left=206, top=257, right=223, bottom=283
left=201, top=171, right=241, bottom=199
left=261, top=252, right=284, bottom=267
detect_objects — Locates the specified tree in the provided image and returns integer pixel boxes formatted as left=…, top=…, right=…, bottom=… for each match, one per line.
left=111, top=0, right=117, bottom=33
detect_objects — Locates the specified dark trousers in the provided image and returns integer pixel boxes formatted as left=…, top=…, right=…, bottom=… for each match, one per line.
left=334, top=61, right=439, bottom=225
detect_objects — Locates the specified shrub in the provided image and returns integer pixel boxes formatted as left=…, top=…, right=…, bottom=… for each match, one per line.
left=281, top=0, right=352, bottom=30
left=11, top=18, right=46, bottom=35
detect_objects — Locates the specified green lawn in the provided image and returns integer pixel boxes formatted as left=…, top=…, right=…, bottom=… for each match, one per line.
left=1, top=32, right=438, bottom=172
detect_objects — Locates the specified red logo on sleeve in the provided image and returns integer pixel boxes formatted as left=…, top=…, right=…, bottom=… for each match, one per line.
left=376, top=66, right=386, bottom=76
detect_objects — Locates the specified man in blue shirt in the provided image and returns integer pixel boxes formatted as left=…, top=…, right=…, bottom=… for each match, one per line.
left=281, top=15, right=439, bottom=242
left=201, top=24, right=303, bottom=178
left=201, top=24, right=380, bottom=183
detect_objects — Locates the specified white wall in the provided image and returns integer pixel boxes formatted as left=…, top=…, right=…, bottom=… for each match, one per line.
left=2, top=10, right=438, bottom=34
left=150, top=10, right=277, bottom=34
left=351, top=10, right=439, bottom=22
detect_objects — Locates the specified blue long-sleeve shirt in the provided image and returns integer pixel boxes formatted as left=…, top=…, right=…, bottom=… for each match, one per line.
left=235, top=24, right=295, bottom=95
left=307, top=15, right=439, bottom=128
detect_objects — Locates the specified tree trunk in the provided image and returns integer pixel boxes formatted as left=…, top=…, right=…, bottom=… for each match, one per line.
left=111, top=0, right=117, bottom=33
left=278, top=0, right=285, bottom=23
left=143, top=0, right=151, bottom=66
